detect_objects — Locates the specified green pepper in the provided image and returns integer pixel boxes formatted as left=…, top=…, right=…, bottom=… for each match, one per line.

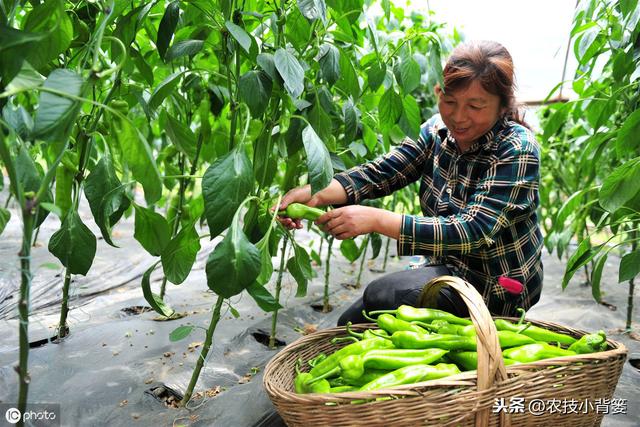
left=375, top=330, right=534, bottom=351
left=329, top=368, right=393, bottom=387
left=338, top=348, right=449, bottom=380
left=363, top=311, right=428, bottom=335
left=359, top=363, right=461, bottom=391
left=568, top=331, right=607, bottom=354
left=415, top=320, right=475, bottom=336
left=447, top=351, right=518, bottom=371
left=309, top=336, right=394, bottom=379
left=502, top=343, right=577, bottom=363
left=494, top=319, right=577, bottom=345
left=280, top=203, right=325, bottom=221
left=294, top=362, right=332, bottom=394
left=370, top=305, right=472, bottom=325
left=343, top=322, right=388, bottom=341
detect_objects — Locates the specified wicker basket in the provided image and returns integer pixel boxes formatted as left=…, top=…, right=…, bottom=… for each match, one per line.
left=263, top=276, right=628, bottom=427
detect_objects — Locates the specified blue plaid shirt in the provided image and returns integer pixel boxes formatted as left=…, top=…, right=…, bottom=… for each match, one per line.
left=334, top=114, right=543, bottom=316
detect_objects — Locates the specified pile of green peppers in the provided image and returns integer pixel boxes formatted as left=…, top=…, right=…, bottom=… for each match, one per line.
left=293, top=305, right=609, bottom=394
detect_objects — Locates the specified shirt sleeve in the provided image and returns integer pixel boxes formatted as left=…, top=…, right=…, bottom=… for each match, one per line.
left=334, top=117, right=438, bottom=204
left=398, top=133, right=540, bottom=256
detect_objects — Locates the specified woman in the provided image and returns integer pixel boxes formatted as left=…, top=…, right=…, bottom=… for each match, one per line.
left=279, top=40, right=543, bottom=325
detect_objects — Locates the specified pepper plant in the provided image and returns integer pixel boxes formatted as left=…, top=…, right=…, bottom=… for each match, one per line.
left=539, top=0, right=640, bottom=330
left=0, top=0, right=456, bottom=410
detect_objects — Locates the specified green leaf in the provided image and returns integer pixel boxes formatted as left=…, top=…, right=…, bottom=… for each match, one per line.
left=0, top=25, right=46, bottom=84
left=48, top=210, right=97, bottom=276
left=286, top=243, right=313, bottom=297
left=84, top=155, right=131, bottom=247
left=369, top=232, right=382, bottom=259
left=165, top=39, right=204, bottom=62
left=33, top=69, right=84, bottom=141
left=257, top=53, right=280, bottom=82
left=39, top=202, right=64, bottom=219
left=54, top=164, right=73, bottom=218
left=255, top=237, right=274, bottom=286
left=619, top=250, right=640, bottom=282
left=399, top=57, right=421, bottom=93
left=398, top=94, right=421, bottom=140
left=141, top=262, right=175, bottom=317
left=591, top=252, right=607, bottom=302
left=130, top=48, right=154, bottom=86
left=317, top=44, right=340, bottom=85
left=134, top=204, right=171, bottom=257
left=616, top=109, right=640, bottom=155
left=298, top=0, right=327, bottom=22
left=274, top=48, right=304, bottom=98
left=164, top=113, right=197, bottom=158
left=340, top=238, right=360, bottom=263
left=169, top=325, right=195, bottom=342
left=157, top=1, right=180, bottom=61
left=23, top=0, right=73, bottom=70
left=599, top=158, right=640, bottom=213
left=336, top=49, right=360, bottom=99
left=238, top=70, right=273, bottom=117
left=562, top=239, right=602, bottom=289
left=225, top=21, right=252, bottom=53
left=2, top=62, right=45, bottom=98
left=161, top=223, right=201, bottom=285
left=206, top=207, right=261, bottom=298
left=367, top=62, right=386, bottom=91
left=576, top=26, right=603, bottom=63
left=554, top=188, right=592, bottom=232
left=428, top=44, right=444, bottom=90
left=379, top=88, right=402, bottom=127
left=308, top=97, right=333, bottom=142
left=148, top=71, right=183, bottom=111
left=343, top=99, right=359, bottom=143
left=0, top=208, right=10, bottom=236
left=302, top=125, right=333, bottom=195
left=246, top=282, right=282, bottom=312
left=203, top=148, right=254, bottom=239
left=111, top=114, right=162, bottom=205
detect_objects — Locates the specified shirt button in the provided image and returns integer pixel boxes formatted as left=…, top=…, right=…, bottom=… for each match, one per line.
left=446, top=188, right=452, bottom=194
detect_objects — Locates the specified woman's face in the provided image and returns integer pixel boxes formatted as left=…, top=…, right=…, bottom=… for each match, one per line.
left=436, top=80, right=504, bottom=147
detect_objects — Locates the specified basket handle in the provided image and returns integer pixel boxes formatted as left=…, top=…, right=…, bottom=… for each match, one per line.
left=420, top=275, right=510, bottom=427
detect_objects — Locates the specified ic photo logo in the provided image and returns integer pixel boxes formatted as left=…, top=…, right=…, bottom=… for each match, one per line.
left=5, top=407, right=21, bottom=424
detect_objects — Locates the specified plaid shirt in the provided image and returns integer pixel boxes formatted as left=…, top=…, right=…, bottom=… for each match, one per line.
left=334, top=114, right=543, bottom=316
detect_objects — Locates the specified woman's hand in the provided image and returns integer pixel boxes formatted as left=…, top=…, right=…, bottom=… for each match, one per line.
left=274, top=185, right=314, bottom=230
left=316, top=206, right=375, bottom=240
left=316, top=206, right=403, bottom=240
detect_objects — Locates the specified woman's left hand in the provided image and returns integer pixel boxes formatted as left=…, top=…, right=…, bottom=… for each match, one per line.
left=316, top=206, right=380, bottom=240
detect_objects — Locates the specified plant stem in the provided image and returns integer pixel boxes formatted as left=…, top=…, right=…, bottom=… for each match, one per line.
left=269, top=236, right=289, bottom=348
left=627, top=229, right=637, bottom=332
left=160, top=154, right=187, bottom=299
left=323, top=236, right=334, bottom=313
left=382, top=236, right=391, bottom=272
left=57, top=271, right=72, bottom=339
left=355, top=235, right=369, bottom=288
left=17, top=206, right=34, bottom=426
left=180, top=295, right=224, bottom=406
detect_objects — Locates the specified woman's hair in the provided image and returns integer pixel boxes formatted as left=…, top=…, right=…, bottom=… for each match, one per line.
left=438, top=40, right=529, bottom=128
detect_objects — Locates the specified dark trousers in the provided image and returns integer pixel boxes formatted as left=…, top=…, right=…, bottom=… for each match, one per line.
left=337, top=265, right=469, bottom=326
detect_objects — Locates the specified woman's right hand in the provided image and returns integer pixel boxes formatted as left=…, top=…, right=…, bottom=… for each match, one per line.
left=275, top=185, right=314, bottom=230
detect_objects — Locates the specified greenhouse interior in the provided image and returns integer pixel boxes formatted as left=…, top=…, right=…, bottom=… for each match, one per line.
left=0, top=0, right=639, bottom=426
